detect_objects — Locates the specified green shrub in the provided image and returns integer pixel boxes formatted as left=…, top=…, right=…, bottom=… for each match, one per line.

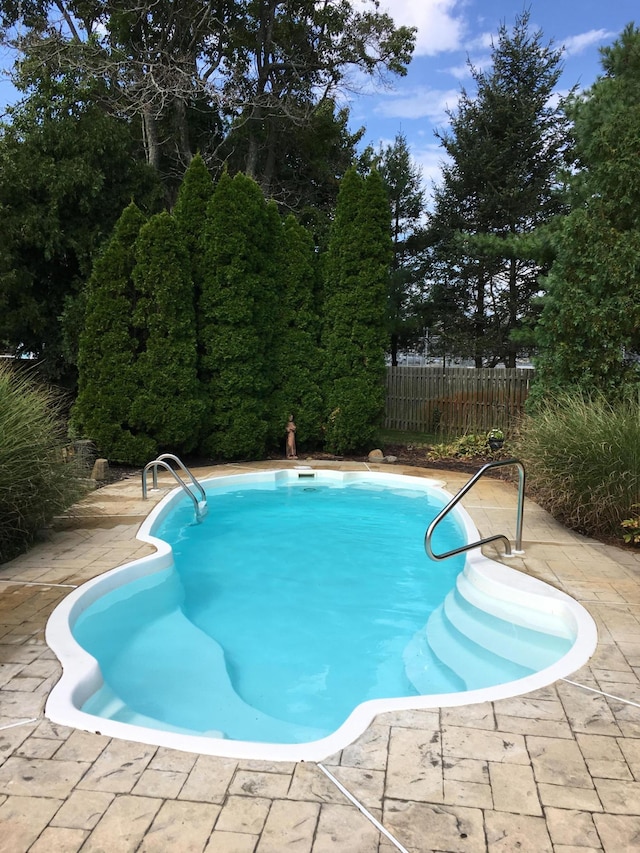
left=621, top=508, right=640, bottom=545
left=427, top=433, right=502, bottom=460
left=515, top=392, right=640, bottom=540
left=0, top=364, right=84, bottom=563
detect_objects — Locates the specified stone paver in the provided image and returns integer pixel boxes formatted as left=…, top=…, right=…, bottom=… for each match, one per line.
left=139, top=800, right=221, bottom=852
left=1, top=460, right=640, bottom=852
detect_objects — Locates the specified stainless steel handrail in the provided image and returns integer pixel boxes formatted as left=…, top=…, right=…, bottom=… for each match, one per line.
left=425, top=458, right=525, bottom=561
left=142, top=454, right=207, bottom=521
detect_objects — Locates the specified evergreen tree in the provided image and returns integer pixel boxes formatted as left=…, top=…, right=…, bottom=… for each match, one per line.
left=426, top=10, right=570, bottom=367
left=71, top=203, right=156, bottom=464
left=322, top=168, right=391, bottom=453
left=172, top=153, right=215, bottom=291
left=375, top=133, right=427, bottom=365
left=533, top=24, right=640, bottom=398
left=271, top=215, right=324, bottom=449
left=199, top=171, right=280, bottom=458
left=130, top=211, right=204, bottom=452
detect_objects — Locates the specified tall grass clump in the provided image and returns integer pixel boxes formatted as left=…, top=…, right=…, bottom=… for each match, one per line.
left=0, top=363, right=84, bottom=564
left=516, top=392, right=640, bottom=541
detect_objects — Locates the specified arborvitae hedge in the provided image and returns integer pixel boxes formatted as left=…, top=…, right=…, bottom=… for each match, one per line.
left=71, top=202, right=156, bottom=464
left=129, top=211, right=204, bottom=453
left=199, top=172, right=280, bottom=458
left=322, top=168, right=391, bottom=453
left=271, top=215, right=324, bottom=449
left=74, top=167, right=392, bottom=463
left=172, top=153, right=214, bottom=299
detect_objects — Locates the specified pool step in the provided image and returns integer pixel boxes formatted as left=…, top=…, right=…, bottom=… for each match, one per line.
left=443, top=587, right=571, bottom=672
left=427, top=605, right=531, bottom=690
left=403, top=629, right=465, bottom=695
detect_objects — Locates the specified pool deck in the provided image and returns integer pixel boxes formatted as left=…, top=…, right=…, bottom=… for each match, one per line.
left=1, top=459, right=640, bottom=852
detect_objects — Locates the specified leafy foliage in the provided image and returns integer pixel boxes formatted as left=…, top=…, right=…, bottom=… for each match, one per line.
left=199, top=171, right=280, bottom=458
left=172, top=153, right=215, bottom=290
left=2, top=0, right=414, bottom=195
left=71, top=202, right=157, bottom=464
left=0, top=67, right=161, bottom=383
left=533, top=24, right=640, bottom=399
left=0, top=363, right=84, bottom=564
left=270, top=215, right=324, bottom=449
left=130, top=211, right=204, bottom=453
left=621, top=509, right=640, bottom=546
left=427, top=433, right=505, bottom=460
left=322, top=168, right=391, bottom=453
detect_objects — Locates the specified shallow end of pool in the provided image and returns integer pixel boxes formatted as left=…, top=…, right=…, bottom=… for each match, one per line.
left=44, top=468, right=598, bottom=762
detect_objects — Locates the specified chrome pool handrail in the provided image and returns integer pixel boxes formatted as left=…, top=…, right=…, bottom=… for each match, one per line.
left=142, top=453, right=207, bottom=521
left=425, top=458, right=525, bottom=561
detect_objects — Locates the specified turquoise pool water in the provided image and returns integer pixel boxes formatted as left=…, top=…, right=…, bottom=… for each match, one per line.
left=71, top=476, right=573, bottom=745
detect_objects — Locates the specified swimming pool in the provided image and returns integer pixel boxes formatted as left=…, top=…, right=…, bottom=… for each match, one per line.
left=45, top=468, right=598, bottom=761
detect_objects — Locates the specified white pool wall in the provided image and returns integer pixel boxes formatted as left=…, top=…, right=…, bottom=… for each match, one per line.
left=45, top=469, right=598, bottom=762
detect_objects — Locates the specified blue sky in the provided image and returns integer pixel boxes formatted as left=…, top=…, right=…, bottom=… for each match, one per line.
left=346, top=0, right=638, bottom=188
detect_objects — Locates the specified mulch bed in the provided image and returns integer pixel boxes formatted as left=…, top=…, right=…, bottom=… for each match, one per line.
left=99, top=444, right=497, bottom=488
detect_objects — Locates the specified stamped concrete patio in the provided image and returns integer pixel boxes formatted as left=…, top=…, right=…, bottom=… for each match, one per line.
left=1, top=460, right=640, bottom=852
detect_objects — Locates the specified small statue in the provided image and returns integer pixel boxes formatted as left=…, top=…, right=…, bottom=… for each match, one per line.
left=286, top=414, right=297, bottom=459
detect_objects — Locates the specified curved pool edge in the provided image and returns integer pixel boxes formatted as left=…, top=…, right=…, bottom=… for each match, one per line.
left=44, top=468, right=599, bottom=763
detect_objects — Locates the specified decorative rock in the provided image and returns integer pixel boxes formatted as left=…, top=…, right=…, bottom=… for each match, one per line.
left=385, top=455, right=398, bottom=463
left=91, top=458, right=110, bottom=481
left=368, top=449, right=384, bottom=462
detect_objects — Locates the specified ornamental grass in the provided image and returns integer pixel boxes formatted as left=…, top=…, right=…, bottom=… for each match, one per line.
left=0, top=362, right=84, bottom=564
left=515, top=391, right=640, bottom=542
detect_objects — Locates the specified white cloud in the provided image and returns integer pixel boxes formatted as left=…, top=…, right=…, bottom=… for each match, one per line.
left=379, top=0, right=466, bottom=56
left=375, top=85, right=460, bottom=124
left=410, top=141, right=449, bottom=187
left=443, top=52, right=492, bottom=80
left=562, top=29, right=613, bottom=57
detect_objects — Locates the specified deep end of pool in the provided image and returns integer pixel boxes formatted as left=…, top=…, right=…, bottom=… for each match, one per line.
left=44, top=468, right=598, bottom=762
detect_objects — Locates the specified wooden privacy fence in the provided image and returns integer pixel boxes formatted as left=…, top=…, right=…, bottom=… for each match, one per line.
left=385, top=366, right=534, bottom=434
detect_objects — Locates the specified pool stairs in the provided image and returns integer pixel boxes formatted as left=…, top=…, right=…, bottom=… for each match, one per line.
left=404, top=574, right=573, bottom=694
left=142, top=453, right=207, bottom=522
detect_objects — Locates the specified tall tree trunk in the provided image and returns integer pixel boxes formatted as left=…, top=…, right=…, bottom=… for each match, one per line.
left=261, top=119, right=277, bottom=197
left=506, top=256, right=518, bottom=368
left=142, top=107, right=161, bottom=170
left=474, top=269, right=485, bottom=368
left=391, top=332, right=398, bottom=366
left=174, top=98, right=193, bottom=169
left=245, top=110, right=262, bottom=180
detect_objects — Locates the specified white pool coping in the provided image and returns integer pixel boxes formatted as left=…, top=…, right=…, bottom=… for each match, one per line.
left=45, top=469, right=598, bottom=762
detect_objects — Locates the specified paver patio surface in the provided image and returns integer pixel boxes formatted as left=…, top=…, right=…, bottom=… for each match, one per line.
left=1, top=460, right=640, bottom=852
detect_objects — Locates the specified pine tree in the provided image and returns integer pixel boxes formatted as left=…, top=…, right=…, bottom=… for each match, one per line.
left=322, top=168, right=391, bottom=453
left=199, top=171, right=280, bottom=458
left=130, top=211, right=204, bottom=451
left=376, top=133, right=426, bottom=365
left=71, top=202, right=157, bottom=464
left=426, top=10, right=570, bottom=367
